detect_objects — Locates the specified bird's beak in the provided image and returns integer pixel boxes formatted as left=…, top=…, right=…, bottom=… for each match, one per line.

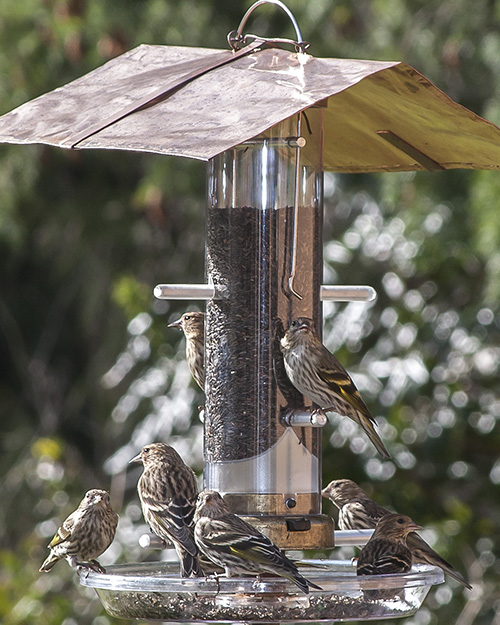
left=168, top=318, right=182, bottom=330
left=129, top=452, right=142, bottom=464
left=408, top=521, right=422, bottom=533
left=321, top=488, right=328, bottom=498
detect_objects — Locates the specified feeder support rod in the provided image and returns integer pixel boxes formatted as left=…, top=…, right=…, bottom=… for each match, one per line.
left=139, top=529, right=375, bottom=550
left=154, top=284, right=377, bottom=301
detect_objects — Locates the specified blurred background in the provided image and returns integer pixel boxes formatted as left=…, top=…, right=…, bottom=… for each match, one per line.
left=1, top=0, right=499, bottom=623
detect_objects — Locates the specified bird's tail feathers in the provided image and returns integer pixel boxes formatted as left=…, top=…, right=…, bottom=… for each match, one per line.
left=39, top=554, right=59, bottom=572
left=306, top=578, right=323, bottom=591
left=357, top=414, right=391, bottom=459
left=443, top=566, right=473, bottom=590
left=323, top=397, right=390, bottom=459
left=285, top=570, right=322, bottom=594
left=409, top=539, right=472, bottom=590
left=179, top=550, right=204, bottom=577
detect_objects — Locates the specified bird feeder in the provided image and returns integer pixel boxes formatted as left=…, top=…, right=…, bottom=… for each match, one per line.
left=1, top=0, right=499, bottom=621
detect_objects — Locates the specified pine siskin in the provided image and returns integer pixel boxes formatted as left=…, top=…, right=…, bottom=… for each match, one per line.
left=168, top=312, right=205, bottom=390
left=322, top=478, right=392, bottom=530
left=280, top=317, right=390, bottom=458
left=130, top=442, right=203, bottom=577
left=357, top=513, right=420, bottom=577
left=322, top=479, right=472, bottom=589
left=194, top=490, right=322, bottom=594
left=39, top=489, right=118, bottom=573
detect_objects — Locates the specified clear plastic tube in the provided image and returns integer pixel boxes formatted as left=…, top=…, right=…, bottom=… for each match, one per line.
left=205, top=109, right=324, bottom=514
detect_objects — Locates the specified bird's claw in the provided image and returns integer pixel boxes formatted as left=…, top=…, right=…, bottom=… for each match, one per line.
left=252, top=575, right=263, bottom=589
left=77, top=560, right=106, bottom=575
left=205, top=572, right=221, bottom=593
left=311, top=406, right=328, bottom=419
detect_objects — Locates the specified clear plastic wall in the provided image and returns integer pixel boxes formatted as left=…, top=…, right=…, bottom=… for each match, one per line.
left=205, top=109, right=324, bottom=517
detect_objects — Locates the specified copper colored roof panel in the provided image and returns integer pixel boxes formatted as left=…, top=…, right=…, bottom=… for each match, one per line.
left=1, top=44, right=500, bottom=172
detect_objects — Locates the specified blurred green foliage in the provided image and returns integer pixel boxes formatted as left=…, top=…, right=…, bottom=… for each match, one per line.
left=1, top=1, right=500, bottom=624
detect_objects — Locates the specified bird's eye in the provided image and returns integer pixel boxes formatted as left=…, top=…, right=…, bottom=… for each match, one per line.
left=397, top=517, right=405, bottom=524
left=184, top=315, right=191, bottom=320
left=143, top=447, right=150, bottom=454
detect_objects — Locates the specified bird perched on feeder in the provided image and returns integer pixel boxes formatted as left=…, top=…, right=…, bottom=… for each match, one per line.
left=168, top=312, right=205, bottom=390
left=357, top=513, right=420, bottom=577
left=194, top=489, right=321, bottom=594
left=280, top=317, right=390, bottom=458
left=130, top=443, right=203, bottom=577
left=322, top=479, right=472, bottom=589
left=39, top=489, right=118, bottom=573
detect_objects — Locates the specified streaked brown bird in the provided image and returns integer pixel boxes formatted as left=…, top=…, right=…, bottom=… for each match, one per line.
left=168, top=312, right=205, bottom=390
left=130, top=443, right=203, bottom=577
left=322, top=479, right=472, bottom=589
left=280, top=317, right=390, bottom=458
left=357, top=513, right=421, bottom=577
left=194, top=490, right=321, bottom=594
left=39, top=489, right=118, bottom=573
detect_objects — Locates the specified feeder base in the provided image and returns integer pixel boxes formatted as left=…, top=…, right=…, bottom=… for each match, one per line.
left=79, top=560, right=443, bottom=623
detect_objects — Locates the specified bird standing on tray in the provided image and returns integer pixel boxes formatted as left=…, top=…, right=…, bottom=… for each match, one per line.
left=168, top=312, right=205, bottom=390
left=194, top=490, right=321, bottom=594
left=130, top=443, right=203, bottom=577
left=39, top=489, right=118, bottom=573
left=357, top=513, right=420, bottom=577
left=280, top=317, right=390, bottom=458
left=322, top=479, right=472, bottom=589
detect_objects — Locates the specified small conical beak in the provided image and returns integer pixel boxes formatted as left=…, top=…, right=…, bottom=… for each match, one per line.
left=129, top=452, right=142, bottom=464
left=321, top=488, right=328, bottom=498
left=408, top=522, right=422, bottom=533
left=167, top=318, right=182, bottom=330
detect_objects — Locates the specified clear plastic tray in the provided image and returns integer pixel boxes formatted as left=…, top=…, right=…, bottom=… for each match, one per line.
left=79, top=559, right=444, bottom=622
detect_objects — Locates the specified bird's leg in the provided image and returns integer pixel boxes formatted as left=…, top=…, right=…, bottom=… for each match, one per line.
left=214, top=573, right=221, bottom=594
left=251, top=574, right=263, bottom=590
left=76, top=560, right=106, bottom=575
left=311, top=405, right=328, bottom=420
left=77, top=566, right=90, bottom=579
left=67, top=555, right=78, bottom=568
left=89, top=559, right=106, bottom=573
left=204, top=571, right=221, bottom=593
left=150, top=529, right=168, bottom=548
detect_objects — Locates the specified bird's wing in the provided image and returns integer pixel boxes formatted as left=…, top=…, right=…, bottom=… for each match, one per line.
left=200, top=516, right=290, bottom=569
left=407, top=532, right=472, bottom=589
left=317, top=365, right=391, bottom=458
left=47, top=511, right=77, bottom=548
left=340, top=501, right=386, bottom=530
left=229, top=534, right=286, bottom=568
left=144, top=495, right=197, bottom=553
left=317, top=363, right=372, bottom=418
left=358, top=539, right=412, bottom=575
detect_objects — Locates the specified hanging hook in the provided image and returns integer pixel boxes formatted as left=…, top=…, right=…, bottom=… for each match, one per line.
left=288, top=111, right=304, bottom=300
left=228, top=0, right=310, bottom=53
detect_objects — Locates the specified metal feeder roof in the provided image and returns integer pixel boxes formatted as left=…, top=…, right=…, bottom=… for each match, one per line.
left=1, top=42, right=500, bottom=172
